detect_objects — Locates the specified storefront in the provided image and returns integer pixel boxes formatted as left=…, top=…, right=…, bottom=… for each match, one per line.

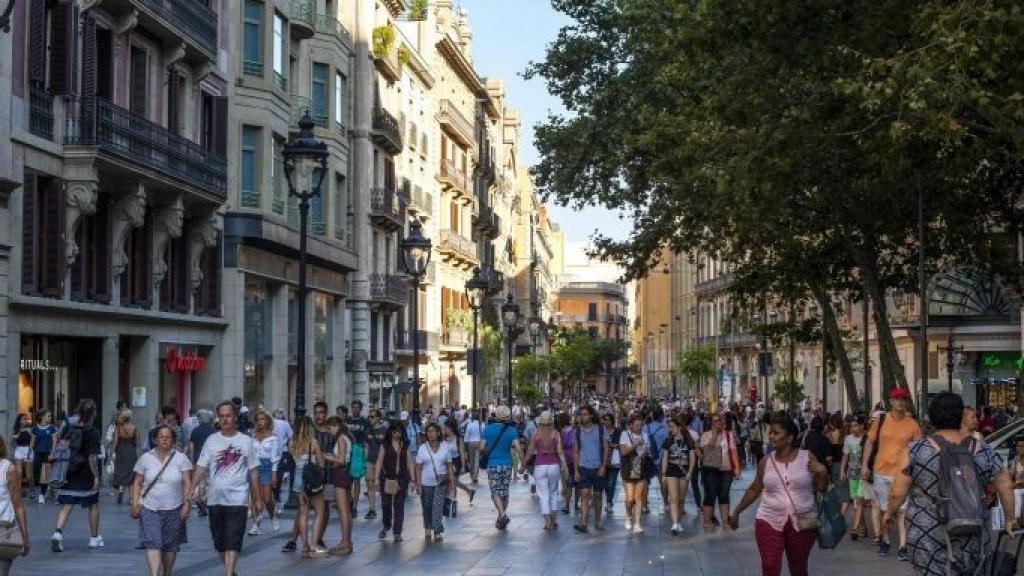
left=971, top=351, right=1022, bottom=410
left=158, top=344, right=212, bottom=419
left=18, top=336, right=103, bottom=420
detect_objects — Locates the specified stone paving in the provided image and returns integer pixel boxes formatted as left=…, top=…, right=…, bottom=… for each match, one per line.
left=12, top=469, right=915, bottom=575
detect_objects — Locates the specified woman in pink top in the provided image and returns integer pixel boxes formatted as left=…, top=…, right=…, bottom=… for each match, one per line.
left=728, top=415, right=827, bottom=576
left=522, top=411, right=567, bottom=530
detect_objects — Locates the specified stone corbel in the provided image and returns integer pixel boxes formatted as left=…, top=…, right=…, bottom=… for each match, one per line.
left=64, top=179, right=99, bottom=266
left=167, top=44, right=186, bottom=69
left=151, top=196, right=184, bottom=287
left=191, top=61, right=214, bottom=85
left=115, top=9, right=138, bottom=36
left=111, top=182, right=147, bottom=277
left=187, top=212, right=219, bottom=292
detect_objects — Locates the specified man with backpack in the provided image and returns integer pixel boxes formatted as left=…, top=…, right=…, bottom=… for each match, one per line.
left=861, top=387, right=922, bottom=561
left=50, top=399, right=104, bottom=552
left=573, top=405, right=608, bottom=533
left=642, top=407, right=669, bottom=514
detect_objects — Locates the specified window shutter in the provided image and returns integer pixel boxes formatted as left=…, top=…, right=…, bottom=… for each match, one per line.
left=204, top=233, right=222, bottom=316
left=212, top=95, right=228, bottom=158
left=129, top=47, right=148, bottom=116
left=28, top=0, right=46, bottom=84
left=81, top=14, right=97, bottom=98
left=49, top=0, right=77, bottom=96
left=21, top=171, right=38, bottom=294
left=94, top=197, right=111, bottom=303
left=167, top=69, right=179, bottom=135
left=133, top=219, right=151, bottom=307
left=41, top=178, right=66, bottom=297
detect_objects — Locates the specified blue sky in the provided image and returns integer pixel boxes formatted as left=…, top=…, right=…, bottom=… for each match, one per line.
left=460, top=0, right=631, bottom=244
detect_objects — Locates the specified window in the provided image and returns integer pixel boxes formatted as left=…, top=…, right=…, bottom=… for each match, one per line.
left=243, top=0, right=263, bottom=76
left=334, top=71, right=347, bottom=133
left=588, top=302, right=598, bottom=321
left=310, top=167, right=325, bottom=235
left=70, top=194, right=111, bottom=303
left=272, top=13, right=285, bottom=89
left=129, top=46, right=148, bottom=116
left=334, top=172, right=347, bottom=242
left=21, top=170, right=66, bottom=298
left=160, top=235, right=189, bottom=313
left=311, top=63, right=328, bottom=127
left=120, top=214, right=151, bottom=307
left=241, top=125, right=260, bottom=207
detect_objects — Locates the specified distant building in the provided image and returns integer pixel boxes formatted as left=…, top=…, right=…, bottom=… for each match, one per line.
left=554, top=281, right=629, bottom=394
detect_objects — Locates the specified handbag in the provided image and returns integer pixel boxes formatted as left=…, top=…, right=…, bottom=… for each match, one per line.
left=302, top=442, right=325, bottom=496
left=816, top=486, right=847, bottom=549
left=622, top=432, right=646, bottom=482
left=769, top=454, right=819, bottom=531
left=383, top=446, right=401, bottom=496
left=141, top=450, right=177, bottom=501
left=479, top=425, right=510, bottom=469
left=0, top=521, right=23, bottom=561
left=701, top=433, right=724, bottom=470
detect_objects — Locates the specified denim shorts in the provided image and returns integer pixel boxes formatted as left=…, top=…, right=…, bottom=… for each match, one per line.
left=578, top=467, right=607, bottom=491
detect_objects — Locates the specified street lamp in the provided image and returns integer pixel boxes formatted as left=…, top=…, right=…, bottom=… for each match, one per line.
left=400, top=218, right=432, bottom=414
left=465, top=266, right=490, bottom=408
left=528, top=314, right=543, bottom=400
left=501, top=293, right=521, bottom=407
left=938, top=334, right=964, bottom=393
left=282, top=113, right=328, bottom=419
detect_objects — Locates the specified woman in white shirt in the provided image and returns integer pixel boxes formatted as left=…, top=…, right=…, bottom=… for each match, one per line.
left=414, top=423, right=454, bottom=541
left=619, top=414, right=650, bottom=534
left=0, top=435, right=30, bottom=576
left=130, top=424, right=193, bottom=576
left=249, top=410, right=280, bottom=535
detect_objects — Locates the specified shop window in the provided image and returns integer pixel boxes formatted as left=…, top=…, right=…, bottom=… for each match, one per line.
left=243, top=281, right=272, bottom=406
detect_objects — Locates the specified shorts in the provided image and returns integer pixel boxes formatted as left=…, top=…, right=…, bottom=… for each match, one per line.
left=57, top=492, right=99, bottom=507
left=332, top=466, right=352, bottom=491
left=257, top=459, right=273, bottom=487
left=872, top=475, right=907, bottom=512
left=207, top=505, right=247, bottom=552
left=665, top=463, right=688, bottom=479
left=577, top=467, right=607, bottom=491
left=848, top=478, right=865, bottom=500
left=138, top=507, right=188, bottom=552
left=487, top=466, right=513, bottom=499
left=13, top=446, right=30, bottom=461
left=365, top=462, right=377, bottom=485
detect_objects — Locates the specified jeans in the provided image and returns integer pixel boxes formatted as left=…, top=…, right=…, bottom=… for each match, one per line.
left=604, top=466, right=620, bottom=506
left=381, top=483, right=408, bottom=535
left=754, top=518, right=817, bottom=576
left=465, top=442, right=481, bottom=481
left=534, top=464, right=561, bottom=515
left=420, top=484, right=448, bottom=532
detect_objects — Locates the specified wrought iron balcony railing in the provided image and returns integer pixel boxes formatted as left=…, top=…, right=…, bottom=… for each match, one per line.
left=371, top=108, right=402, bottom=154
left=439, top=230, right=478, bottom=264
left=370, top=187, right=403, bottom=229
left=439, top=159, right=469, bottom=195
left=136, top=0, right=217, bottom=57
left=370, top=273, right=408, bottom=306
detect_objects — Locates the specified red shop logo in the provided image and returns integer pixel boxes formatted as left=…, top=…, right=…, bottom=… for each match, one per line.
left=166, top=347, right=206, bottom=373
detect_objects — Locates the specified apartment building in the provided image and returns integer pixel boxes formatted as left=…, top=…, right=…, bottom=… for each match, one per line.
left=553, top=282, right=629, bottom=394
left=2, top=0, right=231, bottom=429
left=633, top=250, right=673, bottom=397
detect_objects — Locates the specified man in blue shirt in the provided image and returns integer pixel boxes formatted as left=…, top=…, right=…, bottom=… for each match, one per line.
left=642, top=407, right=668, bottom=514
left=481, top=406, right=523, bottom=530
left=573, top=405, right=608, bottom=533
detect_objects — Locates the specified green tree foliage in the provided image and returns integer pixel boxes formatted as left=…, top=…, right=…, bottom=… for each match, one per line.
left=774, top=378, right=806, bottom=409
left=527, top=0, right=1024, bottom=402
left=512, top=354, right=549, bottom=390
left=676, top=345, right=716, bottom=398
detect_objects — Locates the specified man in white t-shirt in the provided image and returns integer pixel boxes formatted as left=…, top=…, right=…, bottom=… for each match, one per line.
left=193, top=401, right=260, bottom=576
left=463, top=411, right=484, bottom=484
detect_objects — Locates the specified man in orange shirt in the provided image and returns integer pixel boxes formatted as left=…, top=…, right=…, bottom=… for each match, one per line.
left=860, top=387, right=921, bottom=561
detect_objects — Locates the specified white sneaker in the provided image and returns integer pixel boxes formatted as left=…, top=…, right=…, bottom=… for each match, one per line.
left=88, top=535, right=104, bottom=548
left=633, top=524, right=644, bottom=534
left=50, top=531, right=63, bottom=552
left=38, top=493, right=45, bottom=505
left=624, top=520, right=633, bottom=532
left=248, top=524, right=261, bottom=536
left=272, top=518, right=281, bottom=532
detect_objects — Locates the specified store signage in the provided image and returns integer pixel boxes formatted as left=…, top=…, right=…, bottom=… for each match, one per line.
left=166, top=347, right=207, bottom=373
left=19, top=359, right=59, bottom=371
left=981, top=354, right=1024, bottom=371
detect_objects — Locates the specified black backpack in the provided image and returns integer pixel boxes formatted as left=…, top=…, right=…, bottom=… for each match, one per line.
left=66, top=425, right=89, bottom=473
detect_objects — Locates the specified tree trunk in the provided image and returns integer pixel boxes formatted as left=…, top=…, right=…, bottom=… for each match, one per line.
left=857, top=250, right=910, bottom=399
left=811, top=282, right=861, bottom=410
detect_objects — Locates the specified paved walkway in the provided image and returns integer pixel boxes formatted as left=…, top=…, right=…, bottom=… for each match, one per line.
left=12, top=469, right=913, bottom=575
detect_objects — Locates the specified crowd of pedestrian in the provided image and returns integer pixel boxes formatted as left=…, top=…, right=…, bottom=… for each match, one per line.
left=1, top=388, right=1022, bottom=575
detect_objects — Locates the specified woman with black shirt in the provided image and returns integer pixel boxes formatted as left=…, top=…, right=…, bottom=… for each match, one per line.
left=661, top=416, right=696, bottom=536
left=376, top=422, right=415, bottom=542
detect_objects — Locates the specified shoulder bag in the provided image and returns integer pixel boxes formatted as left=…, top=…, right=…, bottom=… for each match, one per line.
left=621, top=432, right=646, bottom=482
left=769, top=454, right=818, bottom=531
left=701, top=432, right=724, bottom=469
left=479, top=424, right=509, bottom=469
left=301, top=442, right=325, bottom=496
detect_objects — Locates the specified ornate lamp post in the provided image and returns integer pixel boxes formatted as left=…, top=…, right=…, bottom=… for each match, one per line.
left=400, top=219, right=432, bottom=414
left=501, top=293, right=521, bottom=407
left=282, top=113, right=328, bottom=419
left=465, top=266, right=490, bottom=409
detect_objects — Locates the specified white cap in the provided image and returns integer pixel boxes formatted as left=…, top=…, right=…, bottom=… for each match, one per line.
left=400, top=411, right=410, bottom=421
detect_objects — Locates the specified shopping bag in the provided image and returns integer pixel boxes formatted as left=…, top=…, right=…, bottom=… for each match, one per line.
left=816, top=486, right=847, bottom=549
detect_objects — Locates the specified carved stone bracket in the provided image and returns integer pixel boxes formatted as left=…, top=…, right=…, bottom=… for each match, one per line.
left=167, top=44, right=186, bottom=69
left=64, top=179, right=99, bottom=266
left=151, top=196, right=184, bottom=287
left=187, top=212, right=219, bottom=292
left=192, top=61, right=214, bottom=84
left=111, top=182, right=147, bottom=277
left=115, top=9, right=138, bottom=36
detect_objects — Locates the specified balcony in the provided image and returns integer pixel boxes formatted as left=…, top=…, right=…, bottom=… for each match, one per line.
left=370, top=187, right=404, bottom=230
left=64, top=96, right=226, bottom=201
left=372, top=30, right=402, bottom=82
left=442, top=330, right=470, bottom=349
left=437, top=99, right=474, bottom=147
left=105, top=0, right=216, bottom=62
left=474, top=205, right=500, bottom=239
left=478, top=145, right=497, bottom=183
left=29, top=81, right=53, bottom=140
left=372, top=108, right=403, bottom=154
left=314, top=13, right=352, bottom=46
left=421, top=261, right=437, bottom=285
left=438, top=230, right=478, bottom=268
left=289, top=0, right=315, bottom=41
left=408, top=185, right=433, bottom=217
left=396, top=330, right=440, bottom=354
left=370, top=273, right=408, bottom=308
left=695, top=333, right=758, bottom=348
left=695, top=273, right=733, bottom=296
left=438, top=159, right=470, bottom=197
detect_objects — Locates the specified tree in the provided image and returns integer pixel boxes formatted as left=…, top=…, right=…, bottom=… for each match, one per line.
left=512, top=354, right=549, bottom=390
left=549, top=328, right=599, bottom=397
left=526, top=0, right=1024, bottom=403
left=774, top=378, right=806, bottom=410
left=478, top=323, right=503, bottom=401
left=676, top=345, right=716, bottom=399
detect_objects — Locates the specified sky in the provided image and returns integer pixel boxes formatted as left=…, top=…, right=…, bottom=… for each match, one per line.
left=459, top=0, right=632, bottom=247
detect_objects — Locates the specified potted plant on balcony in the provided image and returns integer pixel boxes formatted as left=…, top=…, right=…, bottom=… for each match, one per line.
left=398, top=44, right=412, bottom=67
left=372, top=24, right=395, bottom=59
left=445, top=308, right=473, bottom=337
left=409, top=0, right=428, bottom=21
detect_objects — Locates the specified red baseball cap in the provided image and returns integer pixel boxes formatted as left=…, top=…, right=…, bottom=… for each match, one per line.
left=890, top=388, right=911, bottom=401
